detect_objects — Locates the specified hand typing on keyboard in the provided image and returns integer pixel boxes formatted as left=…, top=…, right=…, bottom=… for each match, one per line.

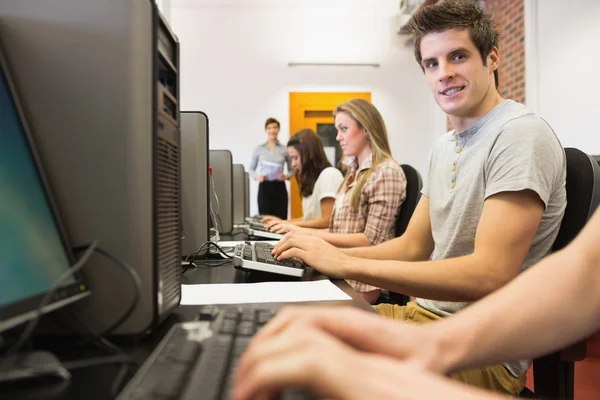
left=271, top=234, right=348, bottom=279
left=233, top=306, right=498, bottom=400
left=265, top=221, right=304, bottom=235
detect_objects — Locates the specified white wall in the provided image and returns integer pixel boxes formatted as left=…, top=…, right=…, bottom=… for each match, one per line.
left=170, top=0, right=446, bottom=215
left=526, top=0, right=600, bottom=154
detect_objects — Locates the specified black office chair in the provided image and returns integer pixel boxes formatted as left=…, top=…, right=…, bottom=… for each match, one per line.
left=524, top=148, right=600, bottom=399
left=395, top=164, right=423, bottom=237
left=379, top=164, right=423, bottom=306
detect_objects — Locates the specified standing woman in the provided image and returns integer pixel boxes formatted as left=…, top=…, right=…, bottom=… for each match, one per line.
left=249, top=118, right=293, bottom=220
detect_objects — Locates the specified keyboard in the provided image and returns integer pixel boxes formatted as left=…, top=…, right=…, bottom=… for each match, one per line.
left=244, top=216, right=265, bottom=225
left=232, top=242, right=306, bottom=277
left=117, top=306, right=315, bottom=400
left=242, top=224, right=284, bottom=240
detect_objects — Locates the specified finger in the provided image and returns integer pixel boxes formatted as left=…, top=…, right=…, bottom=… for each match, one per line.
left=276, top=247, right=302, bottom=261
left=235, top=328, right=344, bottom=400
left=273, top=235, right=297, bottom=258
left=272, top=233, right=292, bottom=254
left=252, top=306, right=303, bottom=342
left=234, top=347, right=316, bottom=400
left=236, top=320, right=308, bottom=386
left=274, top=225, right=289, bottom=234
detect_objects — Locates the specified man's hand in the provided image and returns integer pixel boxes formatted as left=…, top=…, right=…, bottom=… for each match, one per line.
left=233, top=313, right=502, bottom=400
left=272, top=233, right=348, bottom=278
left=256, top=174, right=266, bottom=183
left=279, top=172, right=288, bottom=181
left=249, top=306, right=445, bottom=373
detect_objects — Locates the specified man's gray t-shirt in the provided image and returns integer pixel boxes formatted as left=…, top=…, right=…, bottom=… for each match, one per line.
left=417, top=100, right=566, bottom=375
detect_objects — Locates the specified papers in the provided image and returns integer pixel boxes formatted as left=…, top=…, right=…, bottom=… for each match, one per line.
left=258, top=160, right=283, bottom=181
left=180, top=280, right=351, bottom=305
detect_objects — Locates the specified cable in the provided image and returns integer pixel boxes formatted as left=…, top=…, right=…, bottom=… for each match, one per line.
left=186, top=241, right=232, bottom=262
left=192, top=260, right=231, bottom=268
left=209, top=172, right=221, bottom=234
left=73, top=245, right=142, bottom=338
left=63, top=354, right=136, bottom=371
left=5, top=241, right=99, bottom=359
left=69, top=313, right=136, bottom=396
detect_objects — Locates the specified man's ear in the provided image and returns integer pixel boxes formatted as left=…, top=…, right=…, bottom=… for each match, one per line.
left=488, top=46, right=500, bottom=72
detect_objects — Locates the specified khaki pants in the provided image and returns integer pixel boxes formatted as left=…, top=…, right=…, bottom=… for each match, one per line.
left=375, top=301, right=526, bottom=396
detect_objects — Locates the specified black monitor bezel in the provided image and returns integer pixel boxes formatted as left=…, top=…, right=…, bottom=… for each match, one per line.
left=0, top=45, right=89, bottom=332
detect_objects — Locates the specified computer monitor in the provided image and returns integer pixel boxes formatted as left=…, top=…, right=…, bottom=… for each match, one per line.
left=233, top=164, right=246, bottom=225
left=0, top=0, right=181, bottom=335
left=209, top=150, right=234, bottom=234
left=181, top=111, right=210, bottom=257
left=0, top=46, right=89, bottom=335
left=245, top=172, right=250, bottom=218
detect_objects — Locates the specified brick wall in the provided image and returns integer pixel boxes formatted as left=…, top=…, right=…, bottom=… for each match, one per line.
left=446, top=0, right=526, bottom=131
left=484, top=0, right=526, bottom=104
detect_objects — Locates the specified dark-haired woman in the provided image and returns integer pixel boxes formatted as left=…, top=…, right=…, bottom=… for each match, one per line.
left=263, top=129, right=342, bottom=231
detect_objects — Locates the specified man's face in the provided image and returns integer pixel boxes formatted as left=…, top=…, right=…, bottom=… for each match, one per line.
left=265, top=123, right=280, bottom=140
left=419, top=29, right=498, bottom=118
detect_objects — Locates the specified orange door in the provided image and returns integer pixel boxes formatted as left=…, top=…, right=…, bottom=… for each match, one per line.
left=289, top=92, right=371, bottom=219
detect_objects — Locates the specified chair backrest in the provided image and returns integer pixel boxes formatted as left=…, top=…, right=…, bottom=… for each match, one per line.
left=552, top=148, right=600, bottom=252
left=395, top=164, right=423, bottom=237
left=532, top=148, right=600, bottom=400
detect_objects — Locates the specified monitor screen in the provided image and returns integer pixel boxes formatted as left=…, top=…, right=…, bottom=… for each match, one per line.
left=0, top=54, right=87, bottom=332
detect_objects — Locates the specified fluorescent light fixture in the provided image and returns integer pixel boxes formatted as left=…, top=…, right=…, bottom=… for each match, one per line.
left=288, top=62, right=380, bottom=68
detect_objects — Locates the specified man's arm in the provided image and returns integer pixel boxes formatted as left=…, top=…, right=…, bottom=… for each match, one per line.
left=342, top=190, right=544, bottom=301
left=343, top=196, right=434, bottom=262
left=425, top=207, right=600, bottom=374
left=275, top=190, right=544, bottom=301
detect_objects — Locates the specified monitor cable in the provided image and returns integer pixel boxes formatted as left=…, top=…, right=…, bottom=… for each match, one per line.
left=0, top=241, right=141, bottom=397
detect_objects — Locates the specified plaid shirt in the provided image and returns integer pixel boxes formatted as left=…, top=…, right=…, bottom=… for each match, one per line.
left=330, top=156, right=407, bottom=293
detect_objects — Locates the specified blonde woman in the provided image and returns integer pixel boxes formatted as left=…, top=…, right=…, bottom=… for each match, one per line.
left=273, top=98, right=407, bottom=303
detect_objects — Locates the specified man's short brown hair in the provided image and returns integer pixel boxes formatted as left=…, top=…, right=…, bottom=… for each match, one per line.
left=265, top=117, right=280, bottom=129
left=410, top=0, right=500, bottom=88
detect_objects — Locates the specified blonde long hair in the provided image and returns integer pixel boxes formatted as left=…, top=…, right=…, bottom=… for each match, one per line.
left=334, top=98, right=395, bottom=210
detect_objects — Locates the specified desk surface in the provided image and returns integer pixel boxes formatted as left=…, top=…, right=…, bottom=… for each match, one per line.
left=4, top=260, right=371, bottom=400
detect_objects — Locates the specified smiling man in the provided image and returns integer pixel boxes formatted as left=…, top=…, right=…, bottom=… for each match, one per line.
left=239, top=0, right=567, bottom=396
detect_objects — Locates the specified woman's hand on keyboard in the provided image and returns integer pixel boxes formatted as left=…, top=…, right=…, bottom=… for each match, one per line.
left=233, top=319, right=502, bottom=400
left=272, top=233, right=347, bottom=277
left=267, top=222, right=303, bottom=234
left=261, top=215, right=281, bottom=224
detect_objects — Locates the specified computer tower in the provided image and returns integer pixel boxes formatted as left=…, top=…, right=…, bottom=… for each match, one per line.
left=0, top=0, right=181, bottom=335
left=181, top=112, right=210, bottom=257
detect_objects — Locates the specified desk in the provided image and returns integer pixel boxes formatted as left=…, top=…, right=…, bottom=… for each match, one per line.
left=4, top=261, right=371, bottom=400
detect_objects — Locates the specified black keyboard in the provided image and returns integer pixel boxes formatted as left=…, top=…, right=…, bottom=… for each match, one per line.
left=117, top=306, right=315, bottom=400
left=232, top=242, right=306, bottom=277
